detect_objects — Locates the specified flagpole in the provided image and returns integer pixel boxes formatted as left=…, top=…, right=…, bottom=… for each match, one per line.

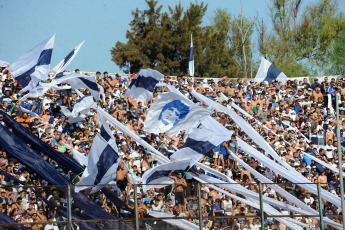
left=336, top=92, right=345, bottom=229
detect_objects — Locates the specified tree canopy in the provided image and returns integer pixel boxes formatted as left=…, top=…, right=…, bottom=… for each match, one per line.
left=111, top=0, right=345, bottom=78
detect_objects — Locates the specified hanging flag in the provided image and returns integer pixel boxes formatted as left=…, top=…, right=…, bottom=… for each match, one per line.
left=188, top=34, right=194, bottom=77
left=125, top=69, right=164, bottom=101
left=98, top=113, right=118, bottom=152
left=170, top=117, right=232, bottom=164
left=76, top=134, right=120, bottom=193
left=52, top=41, right=85, bottom=74
left=142, top=160, right=190, bottom=191
left=9, top=34, right=55, bottom=92
left=144, top=92, right=212, bottom=136
left=253, top=57, right=287, bottom=84
left=54, top=73, right=100, bottom=100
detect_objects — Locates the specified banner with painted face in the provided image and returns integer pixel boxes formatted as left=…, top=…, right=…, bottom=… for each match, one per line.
left=144, top=92, right=212, bottom=137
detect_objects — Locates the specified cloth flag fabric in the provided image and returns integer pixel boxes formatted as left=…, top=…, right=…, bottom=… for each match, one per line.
left=98, top=113, right=118, bottom=152
left=142, top=160, right=190, bottom=191
left=54, top=73, right=100, bottom=100
left=60, top=96, right=95, bottom=123
left=189, top=34, right=194, bottom=77
left=144, top=92, right=212, bottom=136
left=254, top=57, right=287, bottom=84
left=54, top=71, right=71, bottom=79
left=9, top=34, right=55, bottom=92
left=76, top=134, right=120, bottom=193
left=52, top=41, right=84, bottom=74
left=63, top=142, right=88, bottom=166
left=125, top=69, right=164, bottom=101
left=20, top=82, right=71, bottom=101
left=170, top=117, right=232, bottom=165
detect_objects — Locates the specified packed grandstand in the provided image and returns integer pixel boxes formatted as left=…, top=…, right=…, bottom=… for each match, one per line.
left=0, top=61, right=345, bottom=229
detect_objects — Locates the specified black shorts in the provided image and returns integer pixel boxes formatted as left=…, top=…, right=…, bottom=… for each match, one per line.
left=175, top=192, right=185, bottom=205
left=61, top=89, right=72, bottom=97
left=117, top=178, right=128, bottom=192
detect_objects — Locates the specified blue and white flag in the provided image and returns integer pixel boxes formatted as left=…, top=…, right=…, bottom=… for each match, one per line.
left=60, top=96, right=95, bottom=123
left=170, top=117, right=232, bottom=165
left=54, top=71, right=71, bottom=79
left=9, top=34, right=55, bottom=92
left=142, top=160, right=190, bottom=191
left=98, top=113, right=118, bottom=152
left=144, top=92, right=212, bottom=136
left=254, top=57, right=287, bottom=84
left=188, top=34, right=194, bottom=77
left=54, top=73, right=100, bottom=100
left=125, top=69, right=164, bottom=101
left=76, top=133, right=120, bottom=193
left=52, top=41, right=84, bottom=74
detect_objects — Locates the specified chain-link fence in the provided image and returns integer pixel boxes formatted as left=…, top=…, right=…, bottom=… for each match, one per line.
left=0, top=182, right=343, bottom=230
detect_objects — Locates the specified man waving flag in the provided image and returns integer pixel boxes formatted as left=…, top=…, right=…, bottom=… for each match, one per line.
left=9, top=34, right=55, bottom=92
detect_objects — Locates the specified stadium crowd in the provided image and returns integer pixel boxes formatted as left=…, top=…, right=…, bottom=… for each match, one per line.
left=0, top=65, right=344, bottom=230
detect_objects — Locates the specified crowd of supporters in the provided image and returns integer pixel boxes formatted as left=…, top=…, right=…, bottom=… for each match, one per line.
left=0, top=64, right=344, bottom=229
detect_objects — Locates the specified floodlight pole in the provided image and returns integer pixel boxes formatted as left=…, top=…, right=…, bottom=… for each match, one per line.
left=336, top=92, right=345, bottom=229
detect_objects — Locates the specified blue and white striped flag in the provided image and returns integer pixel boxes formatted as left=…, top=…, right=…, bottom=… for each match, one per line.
left=144, top=92, right=212, bottom=136
left=54, top=71, right=71, bottom=79
left=188, top=34, right=194, bottom=77
left=142, top=160, right=190, bottom=191
left=54, top=73, right=100, bottom=100
left=254, top=57, right=287, bottom=84
left=9, top=35, right=55, bottom=93
left=52, top=41, right=84, bottom=74
left=170, top=117, right=232, bottom=165
left=76, top=133, right=120, bottom=193
left=125, top=69, right=164, bottom=101
left=98, top=113, right=118, bottom=152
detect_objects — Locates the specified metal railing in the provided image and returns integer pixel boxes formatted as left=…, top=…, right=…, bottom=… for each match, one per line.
left=0, top=182, right=343, bottom=229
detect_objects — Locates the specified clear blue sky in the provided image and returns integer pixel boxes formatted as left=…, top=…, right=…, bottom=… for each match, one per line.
left=0, top=0, right=344, bottom=73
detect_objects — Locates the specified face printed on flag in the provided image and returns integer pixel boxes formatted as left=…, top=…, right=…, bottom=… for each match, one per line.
left=145, top=92, right=212, bottom=137
left=159, top=100, right=189, bottom=127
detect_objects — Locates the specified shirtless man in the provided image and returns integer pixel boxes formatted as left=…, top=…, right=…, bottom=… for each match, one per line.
left=168, top=170, right=187, bottom=215
left=312, top=87, right=323, bottom=103
left=116, top=161, right=132, bottom=202
left=317, top=171, right=328, bottom=189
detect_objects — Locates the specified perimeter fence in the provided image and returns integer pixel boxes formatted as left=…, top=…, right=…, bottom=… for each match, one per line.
left=0, top=182, right=343, bottom=230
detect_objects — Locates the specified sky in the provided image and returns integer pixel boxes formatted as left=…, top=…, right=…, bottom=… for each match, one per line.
left=0, top=0, right=344, bottom=74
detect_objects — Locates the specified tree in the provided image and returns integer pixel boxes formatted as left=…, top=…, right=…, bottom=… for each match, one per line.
left=229, top=0, right=255, bottom=78
left=256, top=0, right=345, bottom=77
left=110, top=0, right=242, bottom=77
left=330, top=31, right=345, bottom=75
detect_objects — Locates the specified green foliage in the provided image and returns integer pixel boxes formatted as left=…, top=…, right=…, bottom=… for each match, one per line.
left=111, top=0, right=241, bottom=77
left=111, top=0, right=345, bottom=78
left=330, top=30, right=345, bottom=75
left=258, top=0, right=345, bottom=77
